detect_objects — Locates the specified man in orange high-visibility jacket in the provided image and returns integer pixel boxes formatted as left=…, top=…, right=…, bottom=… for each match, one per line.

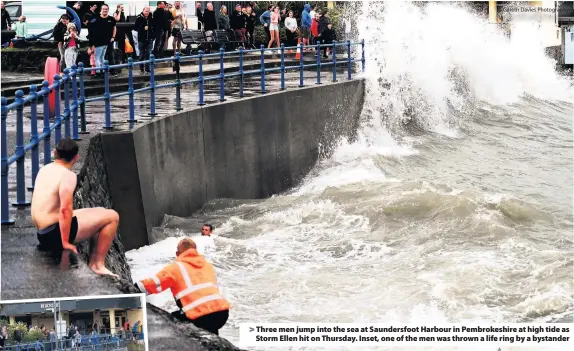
left=134, top=238, right=230, bottom=335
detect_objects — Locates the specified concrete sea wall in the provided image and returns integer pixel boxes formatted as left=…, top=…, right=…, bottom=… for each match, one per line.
left=99, top=79, right=365, bottom=250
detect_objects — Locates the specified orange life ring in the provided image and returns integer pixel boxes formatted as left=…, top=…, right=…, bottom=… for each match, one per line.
left=44, top=57, right=59, bottom=118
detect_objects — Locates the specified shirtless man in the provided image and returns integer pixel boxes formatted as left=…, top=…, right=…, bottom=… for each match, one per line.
left=31, top=138, right=119, bottom=277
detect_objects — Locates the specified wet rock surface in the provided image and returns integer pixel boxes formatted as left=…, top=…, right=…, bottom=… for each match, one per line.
left=72, top=134, right=132, bottom=280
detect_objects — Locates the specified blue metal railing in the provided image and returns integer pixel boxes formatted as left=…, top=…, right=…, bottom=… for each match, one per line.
left=0, top=40, right=365, bottom=225
left=2, top=331, right=144, bottom=350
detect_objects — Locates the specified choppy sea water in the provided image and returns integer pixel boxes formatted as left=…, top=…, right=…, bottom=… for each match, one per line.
left=126, top=2, right=573, bottom=350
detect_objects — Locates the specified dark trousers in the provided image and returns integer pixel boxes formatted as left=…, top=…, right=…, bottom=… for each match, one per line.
left=138, top=40, right=153, bottom=72
left=285, top=29, right=296, bottom=47
left=246, top=28, right=254, bottom=48
left=171, top=310, right=229, bottom=335
left=234, top=28, right=245, bottom=48
left=153, top=30, right=166, bottom=56
left=323, top=39, right=333, bottom=57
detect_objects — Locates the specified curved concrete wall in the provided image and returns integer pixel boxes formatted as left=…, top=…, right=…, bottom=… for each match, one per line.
left=100, top=79, right=365, bottom=250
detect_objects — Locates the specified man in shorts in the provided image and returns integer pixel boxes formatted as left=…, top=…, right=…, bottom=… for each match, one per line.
left=300, top=4, right=312, bottom=48
left=31, top=138, right=119, bottom=277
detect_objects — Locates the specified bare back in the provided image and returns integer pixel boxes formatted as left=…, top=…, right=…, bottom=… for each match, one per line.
left=31, top=163, right=77, bottom=230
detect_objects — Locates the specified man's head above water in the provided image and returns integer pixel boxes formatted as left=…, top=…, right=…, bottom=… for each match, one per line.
left=201, top=224, right=213, bottom=236
left=176, top=238, right=196, bottom=256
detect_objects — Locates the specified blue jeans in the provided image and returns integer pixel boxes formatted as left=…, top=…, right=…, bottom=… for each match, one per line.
left=95, top=45, right=108, bottom=73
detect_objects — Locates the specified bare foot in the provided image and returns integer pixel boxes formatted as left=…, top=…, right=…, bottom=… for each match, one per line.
left=89, top=264, right=120, bottom=278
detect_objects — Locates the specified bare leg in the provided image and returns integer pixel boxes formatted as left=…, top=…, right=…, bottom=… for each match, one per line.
left=73, top=207, right=120, bottom=278
left=276, top=31, right=280, bottom=48
left=268, top=31, right=274, bottom=48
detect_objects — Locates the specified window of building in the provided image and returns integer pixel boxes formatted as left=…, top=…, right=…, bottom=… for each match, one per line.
left=14, top=315, right=32, bottom=327
left=69, top=312, right=93, bottom=333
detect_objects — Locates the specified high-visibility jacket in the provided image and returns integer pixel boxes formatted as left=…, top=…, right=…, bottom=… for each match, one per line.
left=136, top=248, right=230, bottom=320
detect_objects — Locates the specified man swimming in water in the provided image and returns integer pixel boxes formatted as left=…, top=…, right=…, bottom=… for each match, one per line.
left=201, top=224, right=213, bottom=236
left=31, top=138, right=119, bottom=277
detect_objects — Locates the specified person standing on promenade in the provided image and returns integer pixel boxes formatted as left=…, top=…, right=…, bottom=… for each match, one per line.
left=301, top=4, right=312, bottom=49
left=152, top=1, right=171, bottom=57
left=135, top=238, right=230, bottom=335
left=259, top=5, right=272, bottom=46
left=1, top=1, right=11, bottom=31
left=89, top=4, right=116, bottom=75
left=53, top=14, right=70, bottom=73
left=244, top=5, right=256, bottom=49
left=134, top=6, right=153, bottom=73
left=30, top=138, right=119, bottom=278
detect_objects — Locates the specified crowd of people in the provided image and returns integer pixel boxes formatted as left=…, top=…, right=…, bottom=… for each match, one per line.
left=44, top=1, right=344, bottom=75
left=50, top=1, right=188, bottom=76
left=0, top=321, right=144, bottom=350
left=196, top=2, right=339, bottom=57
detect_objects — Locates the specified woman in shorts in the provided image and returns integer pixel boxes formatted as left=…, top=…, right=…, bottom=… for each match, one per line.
left=267, top=6, right=281, bottom=50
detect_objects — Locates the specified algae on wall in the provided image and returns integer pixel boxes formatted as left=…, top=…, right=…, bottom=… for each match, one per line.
left=72, top=134, right=133, bottom=282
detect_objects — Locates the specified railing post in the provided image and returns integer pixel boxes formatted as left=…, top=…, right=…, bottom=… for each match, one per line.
left=41, top=80, right=51, bottom=165
left=332, top=41, right=337, bottom=82
left=148, top=54, right=157, bottom=117
left=127, top=57, right=136, bottom=122
left=175, top=52, right=182, bottom=111
left=28, top=85, right=40, bottom=192
left=316, top=41, right=322, bottom=85
left=62, top=68, right=71, bottom=138
left=280, top=43, right=285, bottom=90
left=260, top=45, right=266, bottom=94
left=71, top=65, right=80, bottom=140
left=1, top=97, right=14, bottom=224
left=53, top=74, right=62, bottom=144
left=361, top=38, right=365, bottom=72
left=12, top=90, right=30, bottom=208
left=198, top=50, right=205, bottom=106
left=347, top=40, right=352, bottom=80
left=239, top=47, right=244, bottom=98
left=298, top=41, right=304, bottom=87
left=78, top=62, right=89, bottom=135
left=103, top=60, right=112, bottom=129
left=219, top=47, right=226, bottom=102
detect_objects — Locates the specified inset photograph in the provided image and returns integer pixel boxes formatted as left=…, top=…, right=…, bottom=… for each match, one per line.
left=0, top=294, right=147, bottom=350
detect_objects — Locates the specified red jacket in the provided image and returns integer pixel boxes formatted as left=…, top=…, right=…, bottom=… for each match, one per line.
left=311, top=18, right=319, bottom=37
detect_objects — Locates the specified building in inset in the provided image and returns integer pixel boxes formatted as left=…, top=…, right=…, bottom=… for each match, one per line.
left=0, top=294, right=145, bottom=335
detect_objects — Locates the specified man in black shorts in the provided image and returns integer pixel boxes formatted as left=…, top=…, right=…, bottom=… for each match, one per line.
left=30, top=138, right=119, bottom=277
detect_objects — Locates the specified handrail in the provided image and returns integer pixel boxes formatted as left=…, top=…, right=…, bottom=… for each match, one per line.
left=2, top=331, right=144, bottom=350
left=0, top=39, right=365, bottom=224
